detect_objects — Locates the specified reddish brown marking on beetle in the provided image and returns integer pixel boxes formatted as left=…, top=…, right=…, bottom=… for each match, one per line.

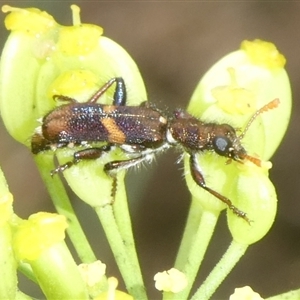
left=101, top=118, right=126, bottom=144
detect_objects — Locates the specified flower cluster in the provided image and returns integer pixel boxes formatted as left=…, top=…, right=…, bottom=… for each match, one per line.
left=0, top=4, right=292, bottom=300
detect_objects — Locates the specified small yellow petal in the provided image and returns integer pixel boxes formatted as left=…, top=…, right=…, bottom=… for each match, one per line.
left=241, top=39, right=286, bottom=69
left=13, top=212, right=68, bottom=260
left=47, top=70, right=100, bottom=101
left=212, top=67, right=257, bottom=115
left=2, top=5, right=56, bottom=35
left=58, top=24, right=103, bottom=56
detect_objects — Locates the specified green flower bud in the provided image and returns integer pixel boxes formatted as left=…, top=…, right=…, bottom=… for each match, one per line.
left=13, top=212, right=88, bottom=299
left=227, top=164, right=277, bottom=244
left=0, top=5, right=146, bottom=147
left=185, top=40, right=290, bottom=243
left=188, top=39, right=291, bottom=159
left=1, top=5, right=146, bottom=207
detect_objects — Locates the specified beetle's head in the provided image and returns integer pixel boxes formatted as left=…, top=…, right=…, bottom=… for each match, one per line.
left=210, top=98, right=281, bottom=167
left=210, top=123, right=261, bottom=165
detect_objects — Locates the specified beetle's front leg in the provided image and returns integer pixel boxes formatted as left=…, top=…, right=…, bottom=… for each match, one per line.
left=189, top=153, right=251, bottom=224
left=51, top=145, right=112, bottom=176
left=88, top=77, right=127, bottom=106
left=52, top=77, right=127, bottom=106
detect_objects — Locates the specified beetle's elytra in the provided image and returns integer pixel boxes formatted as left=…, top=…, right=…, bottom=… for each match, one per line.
left=31, top=77, right=279, bottom=223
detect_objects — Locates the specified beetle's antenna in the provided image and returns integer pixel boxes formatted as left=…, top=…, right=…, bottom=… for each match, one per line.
left=236, top=98, right=280, bottom=167
left=238, top=98, right=280, bottom=141
left=243, top=154, right=262, bottom=167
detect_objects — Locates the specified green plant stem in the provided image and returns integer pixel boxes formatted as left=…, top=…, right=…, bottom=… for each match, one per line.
left=175, top=198, right=205, bottom=267
left=34, top=154, right=96, bottom=263
left=95, top=204, right=147, bottom=300
left=18, top=262, right=37, bottom=283
left=170, top=199, right=219, bottom=300
left=191, top=240, right=248, bottom=300
left=113, top=176, right=143, bottom=286
left=30, top=241, right=89, bottom=300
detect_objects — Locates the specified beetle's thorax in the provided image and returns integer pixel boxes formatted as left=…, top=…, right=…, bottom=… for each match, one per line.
left=166, top=109, right=247, bottom=161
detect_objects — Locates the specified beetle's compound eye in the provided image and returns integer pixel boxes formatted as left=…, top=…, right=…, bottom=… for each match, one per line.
left=212, top=136, right=232, bottom=156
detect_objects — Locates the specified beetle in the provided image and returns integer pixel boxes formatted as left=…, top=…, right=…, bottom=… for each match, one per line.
left=31, top=77, right=279, bottom=223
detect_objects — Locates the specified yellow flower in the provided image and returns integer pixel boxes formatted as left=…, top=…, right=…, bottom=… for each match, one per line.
left=0, top=4, right=146, bottom=147
left=189, top=39, right=291, bottom=160
left=185, top=39, right=291, bottom=242
left=1, top=4, right=146, bottom=208
left=13, top=212, right=68, bottom=261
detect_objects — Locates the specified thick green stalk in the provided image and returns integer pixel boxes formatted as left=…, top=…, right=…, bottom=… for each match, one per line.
left=191, top=240, right=248, bottom=300
left=95, top=204, right=147, bottom=300
left=34, top=154, right=96, bottom=263
left=170, top=200, right=219, bottom=300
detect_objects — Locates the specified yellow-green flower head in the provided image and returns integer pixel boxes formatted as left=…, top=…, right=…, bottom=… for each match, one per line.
left=13, top=212, right=68, bottom=261
left=185, top=40, right=291, bottom=244
left=0, top=5, right=146, bottom=146
left=1, top=5, right=146, bottom=208
left=189, top=39, right=291, bottom=160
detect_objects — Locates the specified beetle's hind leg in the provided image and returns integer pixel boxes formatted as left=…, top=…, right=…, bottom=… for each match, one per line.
left=51, top=145, right=112, bottom=176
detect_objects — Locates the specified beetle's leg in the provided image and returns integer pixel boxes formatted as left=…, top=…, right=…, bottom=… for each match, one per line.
left=112, top=77, right=127, bottom=106
left=88, top=77, right=127, bottom=106
left=104, top=151, right=155, bottom=201
left=104, top=155, right=151, bottom=175
left=189, top=153, right=251, bottom=224
left=51, top=145, right=112, bottom=176
left=52, top=77, right=126, bottom=105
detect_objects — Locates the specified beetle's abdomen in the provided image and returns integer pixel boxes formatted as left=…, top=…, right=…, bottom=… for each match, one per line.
left=42, top=103, right=167, bottom=147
